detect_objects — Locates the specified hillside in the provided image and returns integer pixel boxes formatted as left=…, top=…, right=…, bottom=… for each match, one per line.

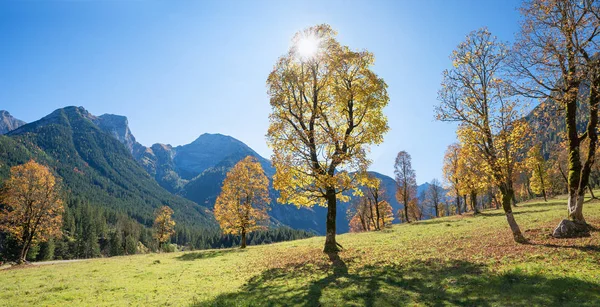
left=524, top=91, right=590, bottom=155
left=0, top=106, right=214, bottom=229
left=2, top=196, right=598, bottom=306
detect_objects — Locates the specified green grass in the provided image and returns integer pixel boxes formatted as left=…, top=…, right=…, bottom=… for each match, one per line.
left=2, top=196, right=600, bottom=306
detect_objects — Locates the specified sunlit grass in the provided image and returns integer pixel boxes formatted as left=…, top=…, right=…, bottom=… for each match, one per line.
left=1, top=194, right=599, bottom=306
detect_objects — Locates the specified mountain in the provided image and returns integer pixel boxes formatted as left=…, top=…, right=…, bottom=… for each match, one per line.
left=523, top=84, right=591, bottom=156
left=0, top=110, right=26, bottom=134
left=0, top=106, right=214, bottom=230
left=115, top=129, right=405, bottom=234
left=174, top=134, right=272, bottom=179
left=0, top=107, right=443, bottom=235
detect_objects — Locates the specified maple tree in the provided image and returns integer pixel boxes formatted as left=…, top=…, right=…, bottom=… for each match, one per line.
left=214, top=156, right=270, bottom=248
left=427, top=178, right=445, bottom=218
left=153, top=206, right=176, bottom=251
left=266, top=24, right=389, bottom=253
left=525, top=144, right=550, bottom=201
left=394, top=151, right=417, bottom=223
left=0, top=160, right=64, bottom=263
left=455, top=138, right=491, bottom=214
left=436, top=28, right=529, bottom=242
left=442, top=143, right=463, bottom=215
left=511, top=0, right=600, bottom=232
left=348, top=176, right=393, bottom=232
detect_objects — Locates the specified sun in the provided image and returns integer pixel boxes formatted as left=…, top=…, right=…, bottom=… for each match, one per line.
left=296, top=34, right=320, bottom=59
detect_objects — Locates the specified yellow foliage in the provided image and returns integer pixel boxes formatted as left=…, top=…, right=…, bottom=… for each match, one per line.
left=266, top=24, right=389, bottom=209
left=0, top=160, right=64, bottom=261
left=153, top=206, right=176, bottom=246
left=525, top=144, right=550, bottom=196
left=214, top=156, right=271, bottom=237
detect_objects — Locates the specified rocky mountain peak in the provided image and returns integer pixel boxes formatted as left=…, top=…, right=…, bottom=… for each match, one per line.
left=0, top=110, right=26, bottom=134
left=92, top=114, right=138, bottom=153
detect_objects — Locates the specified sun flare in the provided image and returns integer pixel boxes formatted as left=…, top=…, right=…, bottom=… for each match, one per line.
left=296, top=34, right=319, bottom=59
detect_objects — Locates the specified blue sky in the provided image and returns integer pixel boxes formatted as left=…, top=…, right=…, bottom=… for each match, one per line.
left=0, top=0, right=523, bottom=183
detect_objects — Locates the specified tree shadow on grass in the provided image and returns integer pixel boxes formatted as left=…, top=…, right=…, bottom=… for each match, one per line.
left=410, top=218, right=466, bottom=226
left=535, top=243, right=600, bottom=253
left=176, top=248, right=246, bottom=261
left=478, top=208, right=551, bottom=217
left=192, top=257, right=600, bottom=306
left=520, top=202, right=565, bottom=209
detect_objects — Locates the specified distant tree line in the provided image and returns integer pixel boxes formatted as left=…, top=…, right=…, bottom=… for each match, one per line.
left=0, top=169, right=313, bottom=263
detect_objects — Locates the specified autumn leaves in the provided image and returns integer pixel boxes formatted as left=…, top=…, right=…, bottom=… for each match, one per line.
left=0, top=161, right=64, bottom=263
left=214, top=156, right=270, bottom=249
left=436, top=1, right=600, bottom=241
left=265, top=24, right=389, bottom=253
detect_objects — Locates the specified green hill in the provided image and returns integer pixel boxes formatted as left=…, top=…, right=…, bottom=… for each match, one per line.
left=1, top=196, right=598, bottom=306
left=0, top=106, right=214, bottom=229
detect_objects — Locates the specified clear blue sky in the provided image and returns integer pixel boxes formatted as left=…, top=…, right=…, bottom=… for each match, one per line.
left=0, top=0, right=522, bottom=184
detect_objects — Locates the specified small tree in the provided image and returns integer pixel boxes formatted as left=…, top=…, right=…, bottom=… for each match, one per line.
left=0, top=160, right=64, bottom=263
left=214, top=156, right=270, bottom=248
left=427, top=178, right=444, bottom=217
left=153, top=206, right=175, bottom=251
left=525, top=144, right=549, bottom=201
left=394, top=151, right=417, bottom=223
left=347, top=177, right=393, bottom=232
left=442, top=143, right=463, bottom=215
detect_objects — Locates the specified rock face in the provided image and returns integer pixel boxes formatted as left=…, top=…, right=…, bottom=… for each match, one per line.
left=92, top=114, right=142, bottom=155
left=0, top=110, right=26, bottom=134
left=552, top=219, right=590, bottom=238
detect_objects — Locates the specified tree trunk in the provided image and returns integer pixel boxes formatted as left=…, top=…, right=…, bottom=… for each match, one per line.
left=500, top=186, right=526, bottom=243
left=375, top=203, right=381, bottom=230
left=525, top=175, right=534, bottom=200
left=589, top=186, right=596, bottom=199
left=323, top=188, right=339, bottom=253
left=19, top=245, right=28, bottom=264
left=403, top=189, right=410, bottom=223
left=463, top=195, right=468, bottom=213
left=565, top=82, right=587, bottom=223
left=537, top=165, right=547, bottom=202
left=240, top=228, right=247, bottom=248
left=359, top=215, right=366, bottom=232
left=511, top=189, right=518, bottom=207
left=470, top=191, right=479, bottom=214
left=18, top=232, right=33, bottom=264
left=455, top=189, right=461, bottom=215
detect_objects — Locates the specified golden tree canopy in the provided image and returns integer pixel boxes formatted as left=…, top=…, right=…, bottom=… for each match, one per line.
left=266, top=24, right=389, bottom=208
left=214, top=156, right=271, bottom=235
left=0, top=160, right=64, bottom=246
left=153, top=206, right=176, bottom=245
left=525, top=144, right=550, bottom=196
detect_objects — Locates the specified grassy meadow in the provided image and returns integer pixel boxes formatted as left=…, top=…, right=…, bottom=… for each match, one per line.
left=1, top=195, right=599, bottom=306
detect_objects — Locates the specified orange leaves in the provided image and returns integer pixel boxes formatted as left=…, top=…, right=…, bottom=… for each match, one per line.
left=153, top=206, right=175, bottom=245
left=214, top=156, right=271, bottom=236
left=0, top=160, right=64, bottom=248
